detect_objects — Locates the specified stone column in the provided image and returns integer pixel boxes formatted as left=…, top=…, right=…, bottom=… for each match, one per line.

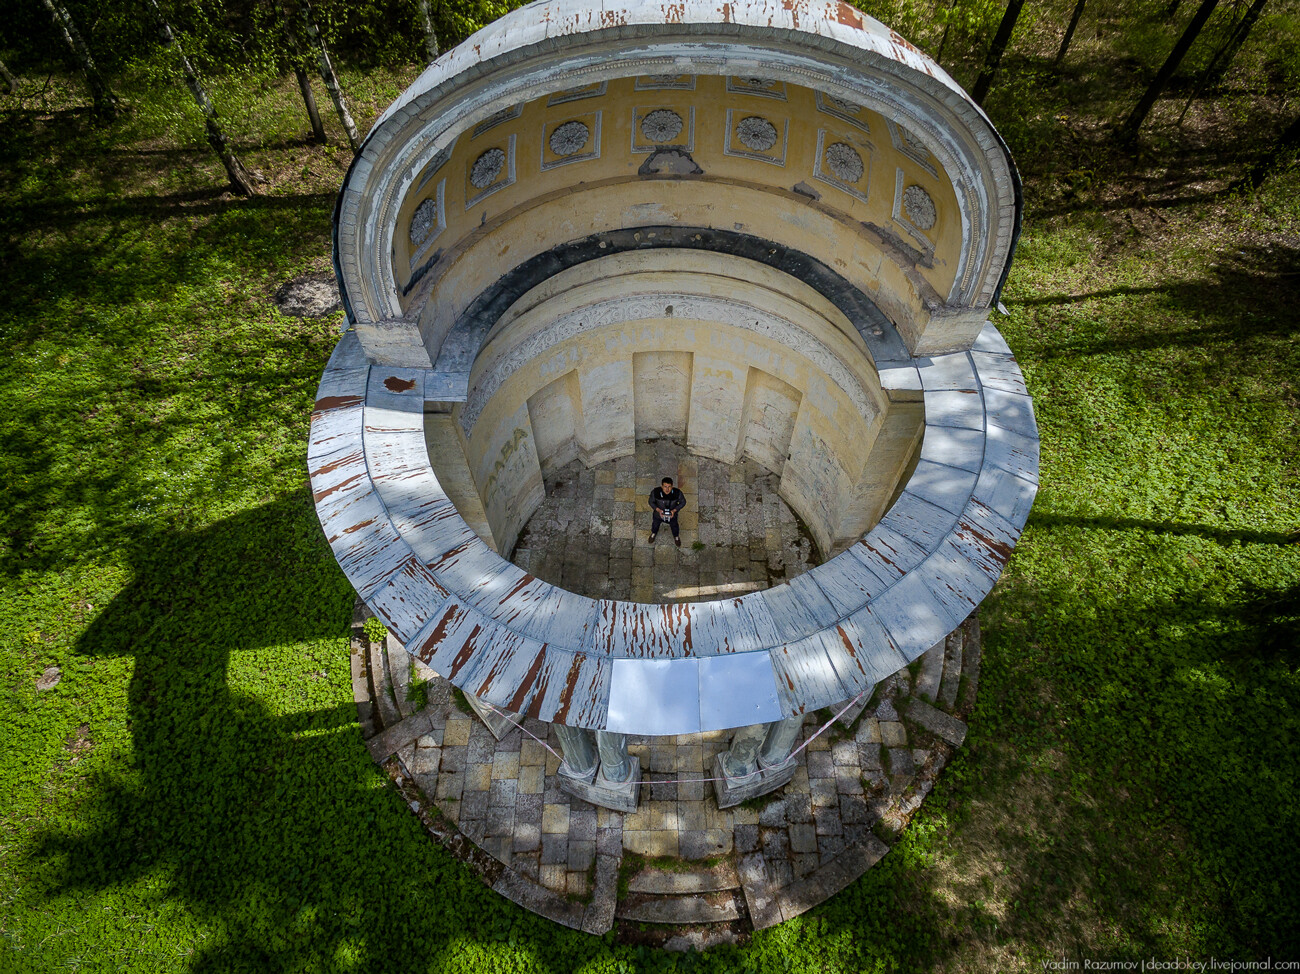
left=553, top=724, right=597, bottom=780
left=759, top=715, right=804, bottom=771
left=595, top=730, right=631, bottom=783
left=556, top=725, right=641, bottom=812
left=713, top=718, right=805, bottom=809
left=719, top=723, right=767, bottom=781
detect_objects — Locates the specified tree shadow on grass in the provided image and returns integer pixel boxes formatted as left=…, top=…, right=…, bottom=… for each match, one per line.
left=802, top=560, right=1300, bottom=969
left=26, top=494, right=595, bottom=973
left=1004, top=241, right=1300, bottom=407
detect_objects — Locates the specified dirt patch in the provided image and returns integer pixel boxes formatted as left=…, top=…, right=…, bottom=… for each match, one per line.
left=274, top=271, right=341, bottom=317
left=63, top=723, right=92, bottom=766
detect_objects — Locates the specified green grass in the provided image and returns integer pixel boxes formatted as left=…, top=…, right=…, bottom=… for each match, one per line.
left=1, top=38, right=1298, bottom=974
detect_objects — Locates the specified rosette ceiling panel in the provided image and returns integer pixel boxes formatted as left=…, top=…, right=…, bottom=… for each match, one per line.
left=311, top=0, right=1036, bottom=735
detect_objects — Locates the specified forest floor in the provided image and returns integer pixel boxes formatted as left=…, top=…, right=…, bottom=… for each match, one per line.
left=0, top=35, right=1297, bottom=974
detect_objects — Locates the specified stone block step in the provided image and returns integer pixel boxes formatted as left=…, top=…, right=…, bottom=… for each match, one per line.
left=913, top=639, right=944, bottom=702
left=369, top=639, right=401, bottom=730
left=939, top=628, right=963, bottom=709
left=625, top=859, right=740, bottom=895
left=905, top=697, right=968, bottom=746
left=616, top=891, right=741, bottom=924
left=387, top=637, right=413, bottom=719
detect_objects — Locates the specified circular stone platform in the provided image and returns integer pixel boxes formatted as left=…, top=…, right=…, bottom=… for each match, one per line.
left=353, top=602, right=980, bottom=945
left=312, top=0, right=1037, bottom=938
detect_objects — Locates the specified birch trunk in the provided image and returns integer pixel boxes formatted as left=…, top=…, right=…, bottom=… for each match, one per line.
left=418, top=0, right=440, bottom=64
left=294, top=66, right=327, bottom=144
left=1177, top=0, right=1270, bottom=124
left=934, top=0, right=958, bottom=66
left=0, top=57, right=18, bottom=95
left=301, top=1, right=360, bottom=152
left=38, top=0, right=118, bottom=118
left=1202, top=0, right=1270, bottom=85
left=147, top=0, right=256, bottom=196
left=281, top=24, right=328, bottom=145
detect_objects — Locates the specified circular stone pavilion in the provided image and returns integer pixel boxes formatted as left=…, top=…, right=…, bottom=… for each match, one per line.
left=310, top=0, right=1037, bottom=933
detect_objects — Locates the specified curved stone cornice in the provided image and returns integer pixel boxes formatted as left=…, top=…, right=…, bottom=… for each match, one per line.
left=308, top=317, right=1037, bottom=734
left=332, top=0, right=1020, bottom=358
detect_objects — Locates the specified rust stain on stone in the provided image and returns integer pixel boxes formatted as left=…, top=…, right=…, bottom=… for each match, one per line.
left=429, top=538, right=474, bottom=569
left=552, top=653, right=586, bottom=724
left=862, top=540, right=897, bottom=570
left=835, top=0, right=863, bottom=27
left=310, top=450, right=362, bottom=478
left=311, top=470, right=364, bottom=503
left=416, top=605, right=460, bottom=662
left=507, top=643, right=549, bottom=714
left=836, top=625, right=858, bottom=660
left=314, top=394, right=364, bottom=411
left=383, top=376, right=417, bottom=392
left=449, top=624, right=483, bottom=678
left=501, top=572, right=536, bottom=603
left=475, top=643, right=514, bottom=699
left=957, top=519, right=1013, bottom=567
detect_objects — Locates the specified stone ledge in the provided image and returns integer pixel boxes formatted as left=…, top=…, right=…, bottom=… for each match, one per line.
left=368, top=613, right=983, bottom=942
left=617, top=891, right=741, bottom=924
left=769, top=835, right=891, bottom=926
left=905, top=698, right=968, bottom=746
left=366, top=709, right=437, bottom=760
left=626, top=859, right=741, bottom=895
left=493, top=869, right=587, bottom=930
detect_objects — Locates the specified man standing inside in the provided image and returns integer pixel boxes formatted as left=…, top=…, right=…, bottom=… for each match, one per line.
left=648, top=477, right=686, bottom=547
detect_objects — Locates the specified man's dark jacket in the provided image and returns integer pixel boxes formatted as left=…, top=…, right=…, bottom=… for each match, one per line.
left=648, top=486, right=686, bottom=518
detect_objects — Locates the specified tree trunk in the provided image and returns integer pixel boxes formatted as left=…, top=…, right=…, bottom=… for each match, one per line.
left=971, top=0, right=1026, bottom=105
left=301, top=0, right=360, bottom=151
left=0, top=57, right=18, bottom=95
left=934, top=0, right=959, bottom=66
left=1237, top=113, right=1300, bottom=190
left=1175, top=0, right=1267, bottom=125
left=1121, top=0, right=1220, bottom=139
left=1203, top=0, right=1269, bottom=84
left=418, top=0, right=440, bottom=64
left=279, top=21, right=328, bottom=145
left=147, top=0, right=256, bottom=196
left=1054, top=0, right=1088, bottom=66
left=294, top=66, right=327, bottom=144
left=37, top=0, right=118, bottom=118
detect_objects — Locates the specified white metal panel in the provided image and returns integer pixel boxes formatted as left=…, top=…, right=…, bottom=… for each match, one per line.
left=698, top=653, right=784, bottom=731
left=606, top=658, right=701, bottom=735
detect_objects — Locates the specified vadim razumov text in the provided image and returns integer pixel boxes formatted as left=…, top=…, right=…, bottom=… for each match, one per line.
left=1042, top=960, right=1300, bottom=972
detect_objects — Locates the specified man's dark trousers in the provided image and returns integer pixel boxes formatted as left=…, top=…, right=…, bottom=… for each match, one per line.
left=651, top=509, right=679, bottom=540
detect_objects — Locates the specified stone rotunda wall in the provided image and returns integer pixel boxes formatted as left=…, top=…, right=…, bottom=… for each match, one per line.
left=455, top=249, right=922, bottom=558
left=311, top=0, right=1035, bottom=773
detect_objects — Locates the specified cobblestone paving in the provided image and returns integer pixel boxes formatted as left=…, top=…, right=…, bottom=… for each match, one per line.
left=351, top=446, right=983, bottom=942
left=511, top=439, right=820, bottom=603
